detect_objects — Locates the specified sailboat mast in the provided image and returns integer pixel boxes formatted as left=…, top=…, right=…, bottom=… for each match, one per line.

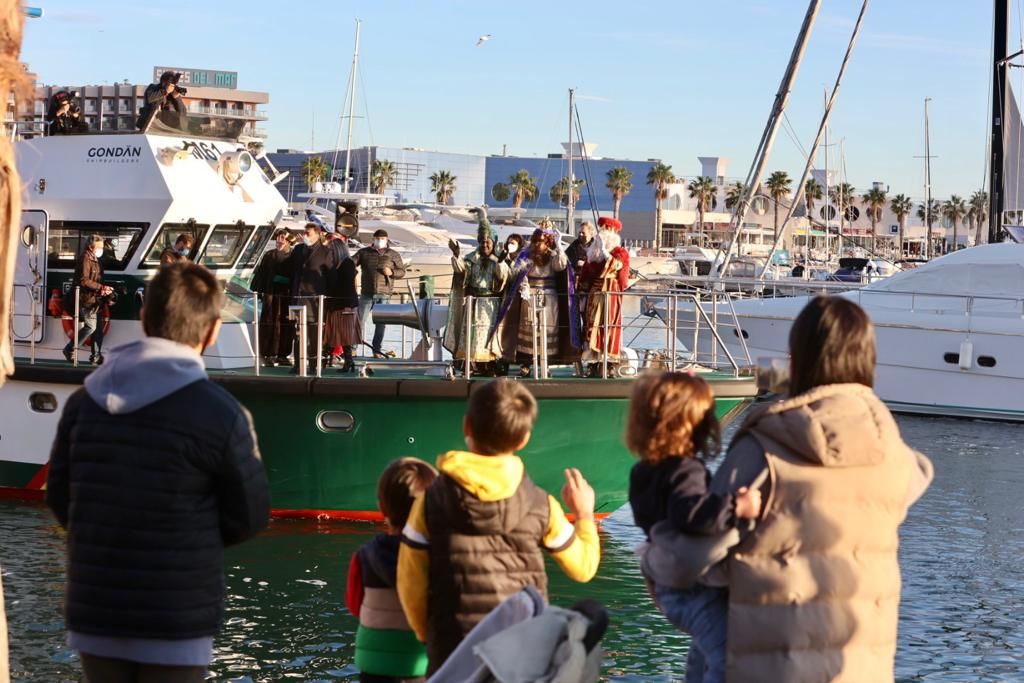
left=343, top=18, right=361, bottom=193
left=567, top=88, right=575, bottom=234
left=823, top=87, right=830, bottom=265
left=989, top=0, right=1009, bottom=242
left=925, top=97, right=933, bottom=259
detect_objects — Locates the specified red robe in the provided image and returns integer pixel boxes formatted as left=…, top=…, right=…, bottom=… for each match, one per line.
left=582, top=247, right=629, bottom=358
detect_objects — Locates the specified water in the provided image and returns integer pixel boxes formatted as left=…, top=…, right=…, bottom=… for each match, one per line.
left=2, top=414, right=1023, bottom=682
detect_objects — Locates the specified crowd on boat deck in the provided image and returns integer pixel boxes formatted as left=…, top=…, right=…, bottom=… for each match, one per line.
left=24, top=251, right=935, bottom=682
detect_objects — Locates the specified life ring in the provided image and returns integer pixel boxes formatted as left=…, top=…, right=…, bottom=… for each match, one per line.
left=48, top=288, right=112, bottom=347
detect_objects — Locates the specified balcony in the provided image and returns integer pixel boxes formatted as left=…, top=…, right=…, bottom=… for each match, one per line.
left=188, top=104, right=268, bottom=121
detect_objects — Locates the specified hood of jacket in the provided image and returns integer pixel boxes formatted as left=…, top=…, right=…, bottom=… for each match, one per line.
left=741, top=383, right=898, bottom=468
left=436, top=451, right=524, bottom=501
left=84, top=337, right=208, bottom=415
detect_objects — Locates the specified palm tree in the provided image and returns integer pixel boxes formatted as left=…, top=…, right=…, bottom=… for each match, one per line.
left=890, top=194, right=913, bottom=257
left=370, top=159, right=397, bottom=196
left=765, top=171, right=792, bottom=243
left=491, top=182, right=511, bottom=202
left=917, top=199, right=940, bottom=258
left=301, top=156, right=330, bottom=188
left=429, top=170, right=457, bottom=204
left=804, top=178, right=823, bottom=225
left=549, top=176, right=585, bottom=207
left=688, top=176, right=717, bottom=247
left=942, top=195, right=967, bottom=251
left=646, top=162, right=677, bottom=249
left=862, top=187, right=887, bottom=253
left=725, top=181, right=746, bottom=211
left=606, top=167, right=633, bottom=219
left=508, top=169, right=538, bottom=209
left=969, top=190, right=988, bottom=246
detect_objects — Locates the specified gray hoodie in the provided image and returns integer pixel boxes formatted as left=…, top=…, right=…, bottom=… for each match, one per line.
left=84, top=337, right=207, bottom=415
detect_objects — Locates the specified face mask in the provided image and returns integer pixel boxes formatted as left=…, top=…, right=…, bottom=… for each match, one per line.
left=178, top=246, right=189, bottom=255
left=507, top=244, right=519, bottom=254
left=374, top=239, right=387, bottom=249
left=93, top=247, right=103, bottom=258
left=304, top=235, right=317, bottom=247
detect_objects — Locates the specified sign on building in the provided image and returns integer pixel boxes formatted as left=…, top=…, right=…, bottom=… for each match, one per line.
left=152, top=67, right=238, bottom=90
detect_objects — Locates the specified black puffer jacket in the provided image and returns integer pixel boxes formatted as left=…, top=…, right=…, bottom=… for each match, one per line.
left=46, top=337, right=270, bottom=639
left=352, top=246, right=406, bottom=296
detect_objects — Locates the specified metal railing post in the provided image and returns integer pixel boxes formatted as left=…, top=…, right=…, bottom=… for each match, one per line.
left=72, top=286, right=80, bottom=367
left=253, top=292, right=260, bottom=377
left=297, top=306, right=308, bottom=378
left=463, top=295, right=474, bottom=378
left=29, top=284, right=38, bottom=365
left=601, top=290, right=610, bottom=379
left=689, top=293, right=698, bottom=368
left=539, top=298, right=549, bottom=379
left=529, top=292, right=539, bottom=379
left=711, top=291, right=719, bottom=368
left=672, top=294, right=680, bottom=372
left=316, top=295, right=325, bottom=378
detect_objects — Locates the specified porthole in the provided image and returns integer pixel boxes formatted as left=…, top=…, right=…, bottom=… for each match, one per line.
left=732, top=329, right=750, bottom=340
left=29, top=392, right=57, bottom=413
left=943, top=353, right=958, bottom=365
left=977, top=356, right=997, bottom=368
left=316, top=410, right=354, bottom=433
left=21, top=224, right=37, bottom=248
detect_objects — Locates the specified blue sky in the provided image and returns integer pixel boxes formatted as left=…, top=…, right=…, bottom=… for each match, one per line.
left=23, top=1, right=1000, bottom=199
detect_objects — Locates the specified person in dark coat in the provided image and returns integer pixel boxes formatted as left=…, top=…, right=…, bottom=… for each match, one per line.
left=288, top=222, right=341, bottom=373
left=137, top=71, right=186, bottom=130
left=353, top=229, right=406, bottom=357
left=46, top=91, right=88, bottom=135
left=46, top=262, right=270, bottom=683
left=566, top=221, right=595, bottom=278
left=324, top=232, right=361, bottom=373
left=63, top=235, right=112, bottom=365
left=251, top=229, right=296, bottom=366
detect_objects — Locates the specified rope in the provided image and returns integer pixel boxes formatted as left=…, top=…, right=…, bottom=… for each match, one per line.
left=573, top=101, right=602, bottom=226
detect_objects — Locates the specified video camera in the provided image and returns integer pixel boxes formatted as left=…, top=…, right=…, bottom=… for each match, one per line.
left=53, top=90, right=81, bottom=115
left=170, top=72, right=188, bottom=96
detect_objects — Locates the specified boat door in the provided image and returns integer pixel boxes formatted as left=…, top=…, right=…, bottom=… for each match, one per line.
left=11, top=210, right=47, bottom=344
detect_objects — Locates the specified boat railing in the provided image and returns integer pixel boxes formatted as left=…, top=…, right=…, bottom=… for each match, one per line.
left=849, top=287, right=1024, bottom=319
left=9, top=282, right=44, bottom=363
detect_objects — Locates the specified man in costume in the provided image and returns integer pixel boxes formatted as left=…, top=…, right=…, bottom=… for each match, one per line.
left=444, top=208, right=510, bottom=375
left=578, top=216, right=630, bottom=375
left=493, top=220, right=580, bottom=376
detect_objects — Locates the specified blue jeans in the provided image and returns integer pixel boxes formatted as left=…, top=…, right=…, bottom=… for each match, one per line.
left=64, top=305, right=103, bottom=356
left=654, top=583, right=728, bottom=683
left=358, top=294, right=389, bottom=353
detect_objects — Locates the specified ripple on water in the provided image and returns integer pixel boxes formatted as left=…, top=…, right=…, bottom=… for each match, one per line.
left=1, top=415, right=1023, bottom=680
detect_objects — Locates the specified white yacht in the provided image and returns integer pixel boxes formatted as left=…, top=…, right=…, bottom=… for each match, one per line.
left=689, top=244, right=1024, bottom=421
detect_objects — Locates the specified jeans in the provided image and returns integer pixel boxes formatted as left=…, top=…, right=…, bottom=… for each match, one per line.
left=654, top=583, right=728, bottom=683
left=65, top=305, right=103, bottom=356
left=358, top=294, right=389, bottom=353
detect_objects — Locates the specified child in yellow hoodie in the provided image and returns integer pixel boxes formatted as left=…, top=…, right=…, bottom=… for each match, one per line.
left=397, top=378, right=601, bottom=673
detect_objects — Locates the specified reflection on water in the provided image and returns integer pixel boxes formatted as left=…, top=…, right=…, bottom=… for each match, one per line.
left=1, top=415, right=1022, bottom=681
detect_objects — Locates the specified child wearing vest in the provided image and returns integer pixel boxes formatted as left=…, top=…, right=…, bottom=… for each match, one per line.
left=626, top=373, right=762, bottom=683
left=396, top=379, right=602, bottom=673
left=346, top=458, right=437, bottom=683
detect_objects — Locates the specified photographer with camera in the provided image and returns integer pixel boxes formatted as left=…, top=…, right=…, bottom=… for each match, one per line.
left=46, top=90, right=88, bottom=136
left=136, top=71, right=186, bottom=131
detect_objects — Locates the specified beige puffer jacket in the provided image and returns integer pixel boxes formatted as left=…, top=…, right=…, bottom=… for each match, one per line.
left=726, top=383, right=932, bottom=683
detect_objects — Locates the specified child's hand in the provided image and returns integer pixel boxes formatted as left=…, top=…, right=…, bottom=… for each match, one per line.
left=561, top=468, right=595, bottom=522
left=735, top=486, right=762, bottom=520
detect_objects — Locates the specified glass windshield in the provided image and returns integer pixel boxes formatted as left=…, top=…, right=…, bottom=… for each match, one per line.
left=146, top=111, right=248, bottom=141
left=238, top=224, right=274, bottom=268
left=199, top=224, right=251, bottom=268
left=140, top=223, right=211, bottom=267
left=47, top=222, right=146, bottom=271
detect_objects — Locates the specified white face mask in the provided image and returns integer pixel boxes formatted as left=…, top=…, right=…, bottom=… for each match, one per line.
left=93, top=247, right=103, bottom=258
left=178, top=246, right=189, bottom=255
left=374, top=238, right=387, bottom=249
left=304, top=234, right=317, bottom=247
left=507, top=243, right=519, bottom=254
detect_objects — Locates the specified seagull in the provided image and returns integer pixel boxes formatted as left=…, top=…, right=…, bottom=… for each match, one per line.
left=475, top=34, right=491, bottom=47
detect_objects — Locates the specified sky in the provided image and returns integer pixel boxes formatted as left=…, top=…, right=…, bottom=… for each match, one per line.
left=21, top=0, right=1006, bottom=199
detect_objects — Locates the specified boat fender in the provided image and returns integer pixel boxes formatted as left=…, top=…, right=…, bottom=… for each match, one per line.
left=958, top=340, right=973, bottom=370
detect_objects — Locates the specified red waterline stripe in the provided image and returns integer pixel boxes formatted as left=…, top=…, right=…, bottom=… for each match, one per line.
left=0, top=487, right=45, bottom=502
left=26, top=463, right=49, bottom=490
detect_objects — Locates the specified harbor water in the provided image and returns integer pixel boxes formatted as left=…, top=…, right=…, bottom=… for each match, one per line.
left=2, top=413, right=1022, bottom=682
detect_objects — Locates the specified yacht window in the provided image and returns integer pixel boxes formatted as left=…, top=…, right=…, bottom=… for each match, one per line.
left=977, top=356, right=997, bottom=368
left=47, top=222, right=146, bottom=271
left=238, top=224, right=275, bottom=268
left=140, top=223, right=211, bottom=267
left=199, top=224, right=251, bottom=268
left=943, top=353, right=958, bottom=365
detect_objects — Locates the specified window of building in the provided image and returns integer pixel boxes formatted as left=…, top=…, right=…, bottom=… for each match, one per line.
left=120, top=115, right=134, bottom=130
left=47, top=222, right=147, bottom=271
left=139, top=223, right=211, bottom=268
left=103, top=98, right=115, bottom=112
left=85, top=99, right=97, bottom=113
left=119, top=98, right=131, bottom=112
left=34, top=100, right=44, bottom=115
left=198, top=223, right=251, bottom=268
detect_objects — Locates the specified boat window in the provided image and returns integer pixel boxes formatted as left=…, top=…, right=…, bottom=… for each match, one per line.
left=140, top=223, right=211, bottom=268
left=199, top=223, right=251, bottom=268
left=238, top=224, right=275, bottom=268
left=977, top=356, right=997, bottom=368
left=46, top=222, right=146, bottom=271
left=943, top=353, right=958, bottom=364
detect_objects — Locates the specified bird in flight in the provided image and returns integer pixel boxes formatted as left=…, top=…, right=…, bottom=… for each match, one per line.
left=476, top=34, right=491, bottom=47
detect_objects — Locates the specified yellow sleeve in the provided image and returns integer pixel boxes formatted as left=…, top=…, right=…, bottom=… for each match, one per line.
left=397, top=495, right=430, bottom=642
left=542, top=495, right=600, bottom=582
